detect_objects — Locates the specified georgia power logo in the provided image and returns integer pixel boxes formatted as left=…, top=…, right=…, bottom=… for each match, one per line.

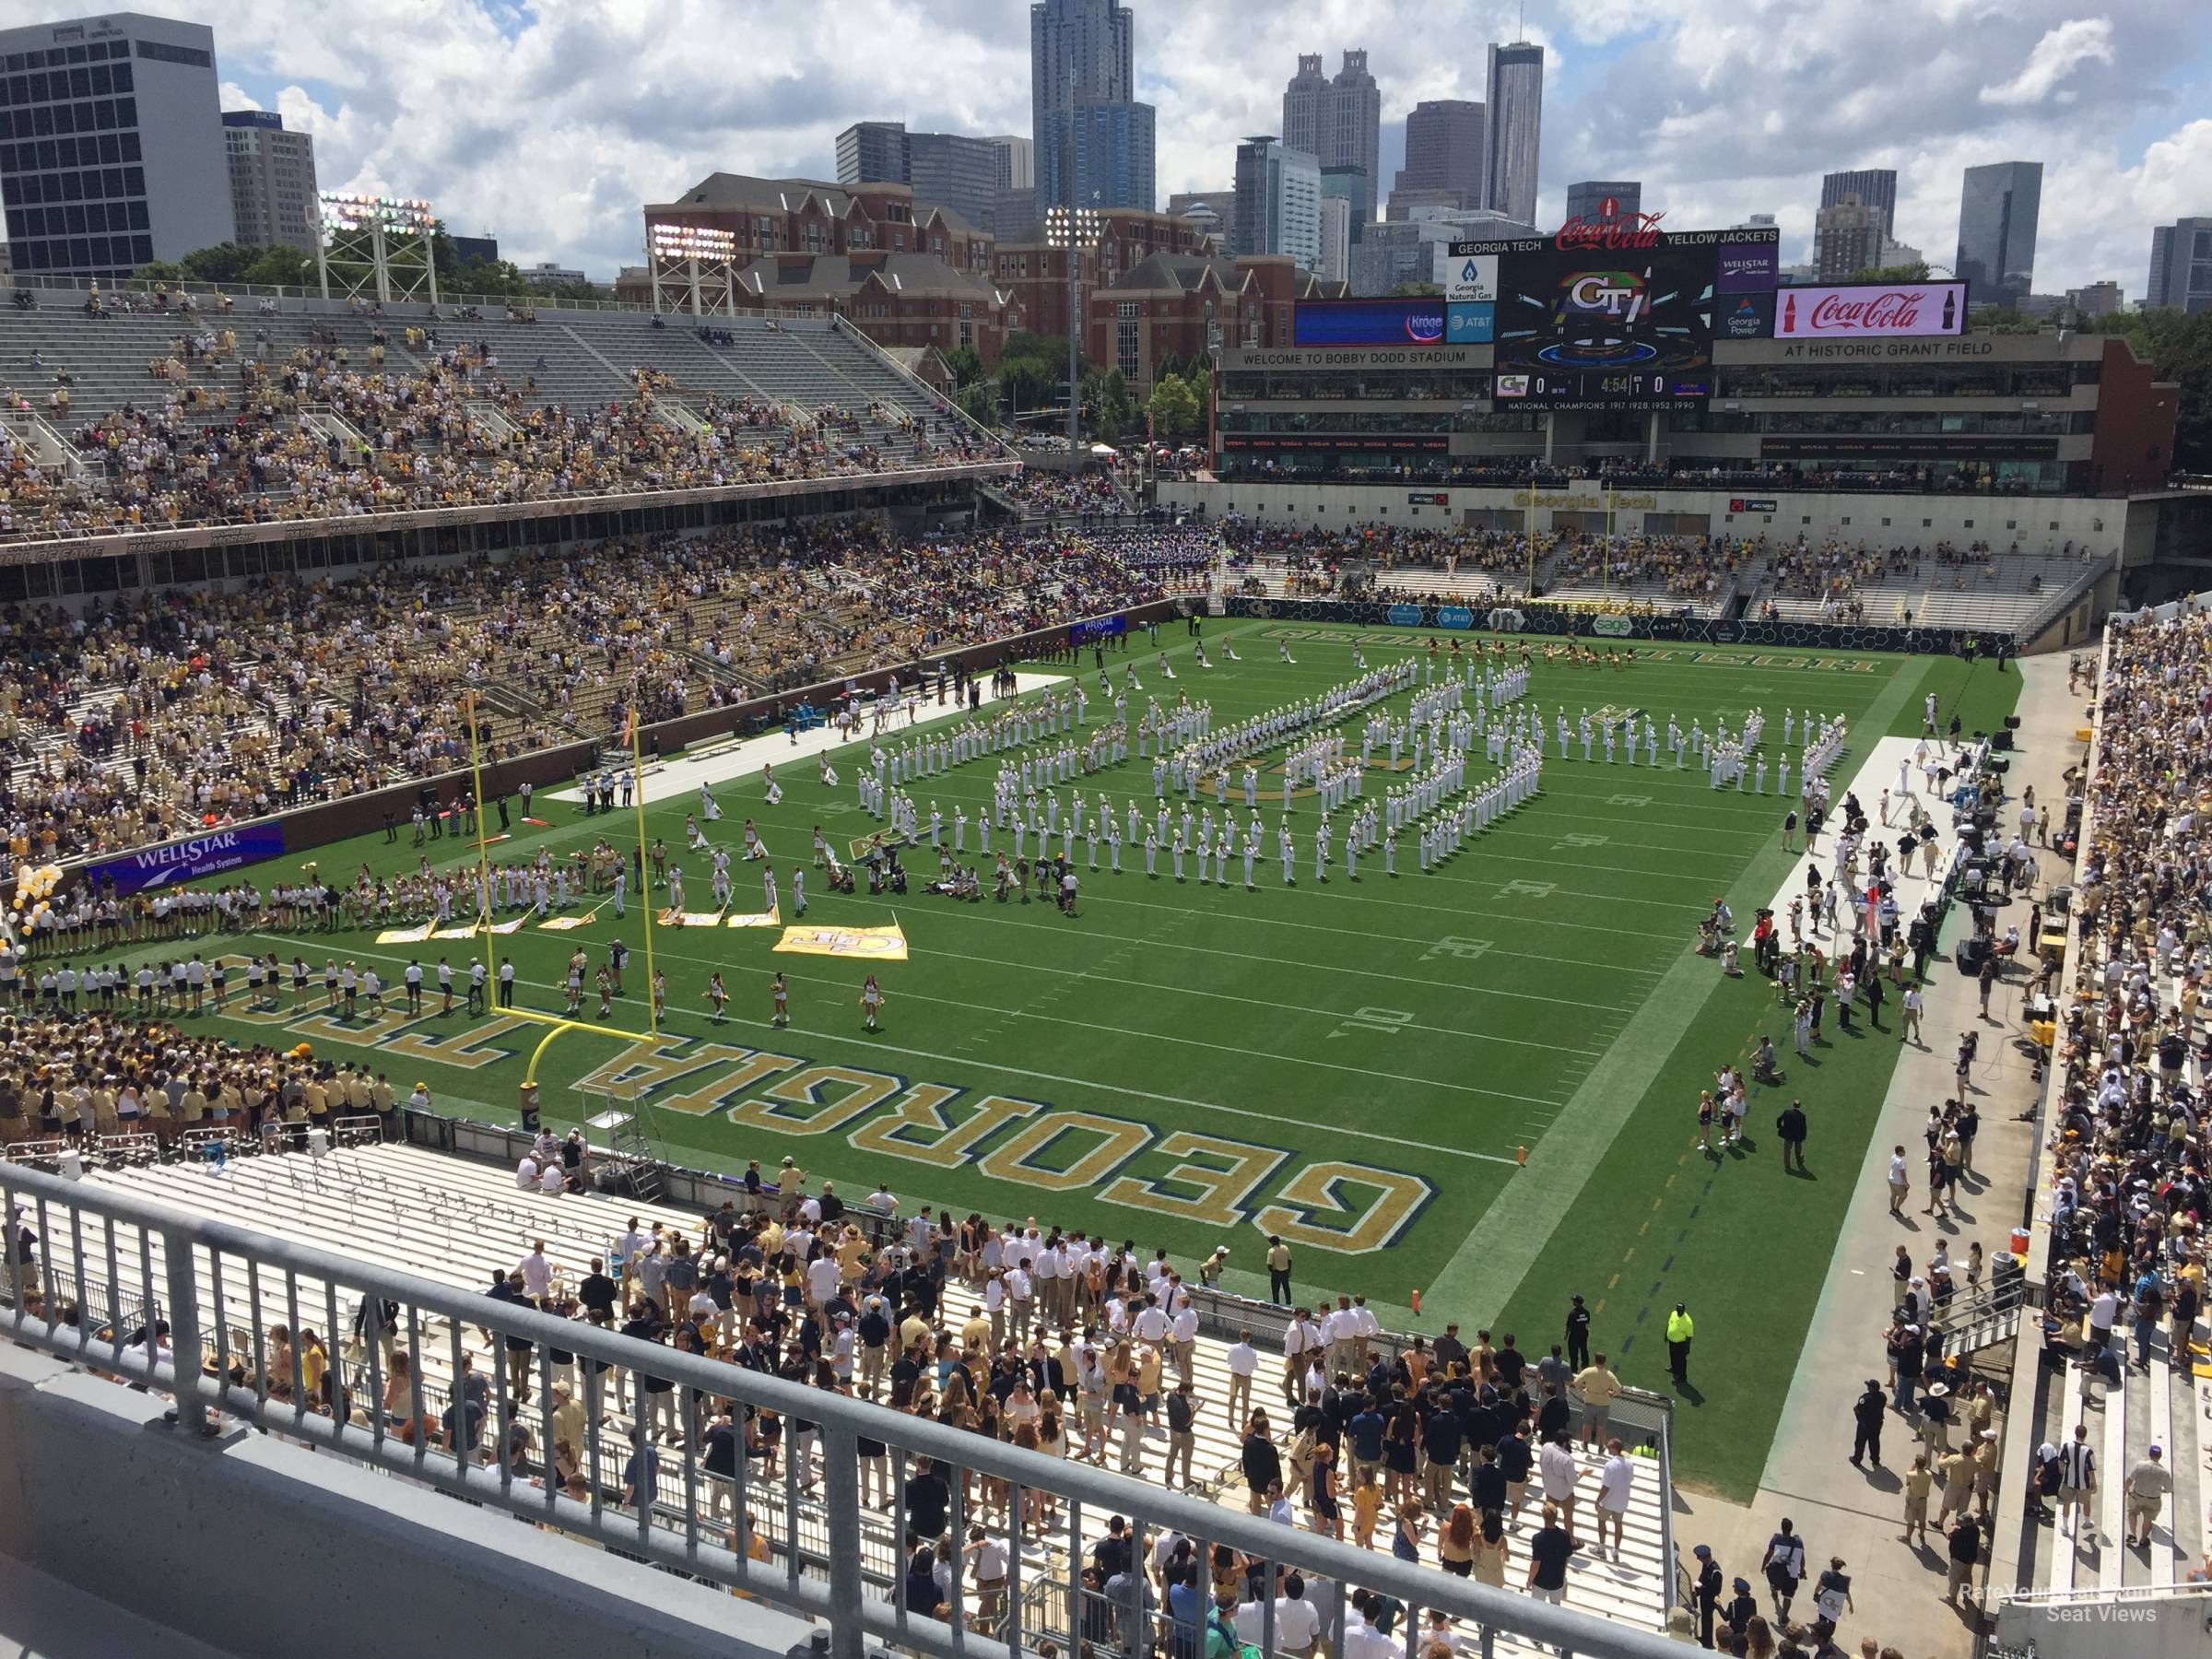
left=1404, top=309, right=1445, bottom=343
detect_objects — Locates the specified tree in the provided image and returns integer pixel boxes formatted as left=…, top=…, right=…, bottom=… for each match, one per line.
left=1843, top=259, right=1932, bottom=285
left=1147, top=373, right=1200, bottom=442
left=944, top=345, right=987, bottom=389
left=133, top=241, right=313, bottom=289
left=1081, top=367, right=1136, bottom=443
left=1391, top=281, right=1443, bottom=297
left=953, top=380, right=1001, bottom=428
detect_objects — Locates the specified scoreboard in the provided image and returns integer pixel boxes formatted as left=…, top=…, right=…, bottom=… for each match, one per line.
left=1450, top=222, right=1778, bottom=411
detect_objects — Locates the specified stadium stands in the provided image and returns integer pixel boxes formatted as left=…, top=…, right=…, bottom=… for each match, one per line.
left=1998, top=604, right=2212, bottom=1615
left=12, top=1130, right=1673, bottom=1654
left=0, top=298, right=1006, bottom=543
left=0, top=517, right=1191, bottom=876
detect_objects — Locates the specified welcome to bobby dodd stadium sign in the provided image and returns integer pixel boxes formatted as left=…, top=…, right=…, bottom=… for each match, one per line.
left=84, top=822, right=286, bottom=895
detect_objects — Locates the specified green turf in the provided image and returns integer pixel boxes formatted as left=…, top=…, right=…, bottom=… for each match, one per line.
left=130, top=626, right=2014, bottom=1496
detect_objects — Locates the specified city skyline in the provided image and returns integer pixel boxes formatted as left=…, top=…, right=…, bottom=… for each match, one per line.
left=122, top=0, right=2212, bottom=294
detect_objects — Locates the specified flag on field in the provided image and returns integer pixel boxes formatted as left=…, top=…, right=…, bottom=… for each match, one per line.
left=724, top=908, right=781, bottom=929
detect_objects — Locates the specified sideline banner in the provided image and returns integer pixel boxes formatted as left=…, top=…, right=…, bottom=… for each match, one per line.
left=85, top=822, right=286, bottom=896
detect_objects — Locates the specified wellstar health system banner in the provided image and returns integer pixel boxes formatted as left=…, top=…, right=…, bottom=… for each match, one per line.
left=83, top=822, right=288, bottom=896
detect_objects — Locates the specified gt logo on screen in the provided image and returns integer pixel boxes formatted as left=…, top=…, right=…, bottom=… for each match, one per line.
left=1563, top=271, right=1645, bottom=323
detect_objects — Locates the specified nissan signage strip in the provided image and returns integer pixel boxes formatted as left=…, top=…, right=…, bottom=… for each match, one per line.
left=1772, top=281, right=1967, bottom=339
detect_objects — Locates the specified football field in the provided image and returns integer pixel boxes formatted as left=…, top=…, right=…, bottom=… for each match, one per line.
left=165, top=625, right=2020, bottom=1496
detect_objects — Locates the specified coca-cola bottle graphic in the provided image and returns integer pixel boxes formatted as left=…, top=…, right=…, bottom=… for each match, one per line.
left=1783, top=292, right=1797, bottom=334
left=1942, top=289, right=1956, bottom=331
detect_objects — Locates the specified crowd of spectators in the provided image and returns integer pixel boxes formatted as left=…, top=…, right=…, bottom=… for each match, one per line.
left=995, top=468, right=1126, bottom=521
left=2037, top=613, right=2211, bottom=1401
left=0, top=321, right=1001, bottom=545
left=0, top=520, right=1176, bottom=874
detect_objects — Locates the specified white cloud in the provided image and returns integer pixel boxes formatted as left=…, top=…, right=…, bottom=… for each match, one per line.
left=129, top=0, right=2211, bottom=294
left=1979, top=18, right=2118, bottom=106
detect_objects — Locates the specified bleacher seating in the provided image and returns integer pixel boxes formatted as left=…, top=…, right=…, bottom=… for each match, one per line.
left=0, top=297, right=1008, bottom=545
left=26, top=1137, right=1672, bottom=1653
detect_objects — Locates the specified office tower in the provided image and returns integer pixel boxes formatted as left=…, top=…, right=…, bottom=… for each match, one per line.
left=1281, top=53, right=1326, bottom=159
left=1955, top=160, right=2041, bottom=310
left=905, top=132, right=1002, bottom=227
left=1320, top=166, right=1371, bottom=241
left=221, top=109, right=317, bottom=253
left=1031, top=0, right=1156, bottom=211
left=1283, top=50, right=1378, bottom=229
left=987, top=135, right=1034, bottom=193
left=0, top=11, right=235, bottom=279
left=1484, top=40, right=1543, bottom=224
left=1819, top=168, right=1897, bottom=241
left=1813, top=194, right=1882, bottom=281
left=1562, top=181, right=1640, bottom=224
left=2147, top=218, right=2212, bottom=312
left=1232, top=135, right=1320, bottom=271
left=1319, top=194, right=1350, bottom=283
left=2065, top=280, right=2123, bottom=317
left=836, top=120, right=908, bottom=186
left=1392, top=99, right=1484, bottom=213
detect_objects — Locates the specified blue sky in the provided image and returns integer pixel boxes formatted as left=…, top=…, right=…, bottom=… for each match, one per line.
left=120, top=0, right=2212, bottom=294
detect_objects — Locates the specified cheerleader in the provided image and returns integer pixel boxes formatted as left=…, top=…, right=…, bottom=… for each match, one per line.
left=859, top=973, right=885, bottom=1031
left=762, top=763, right=783, bottom=806
left=704, top=971, right=729, bottom=1024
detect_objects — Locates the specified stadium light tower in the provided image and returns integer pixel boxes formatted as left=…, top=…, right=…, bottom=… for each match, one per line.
left=317, top=193, right=440, bottom=305
left=1045, top=203, right=1100, bottom=450
left=648, top=221, right=739, bottom=318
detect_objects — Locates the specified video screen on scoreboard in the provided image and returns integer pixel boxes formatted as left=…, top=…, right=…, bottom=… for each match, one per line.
left=1489, top=245, right=1716, bottom=410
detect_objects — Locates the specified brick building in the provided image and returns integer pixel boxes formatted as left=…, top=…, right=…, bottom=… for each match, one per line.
left=1081, top=250, right=1347, bottom=396
left=638, top=171, right=1010, bottom=360
left=990, top=207, right=1212, bottom=339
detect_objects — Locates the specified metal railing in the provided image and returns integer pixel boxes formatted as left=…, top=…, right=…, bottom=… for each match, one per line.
left=1, top=1160, right=1678, bottom=1659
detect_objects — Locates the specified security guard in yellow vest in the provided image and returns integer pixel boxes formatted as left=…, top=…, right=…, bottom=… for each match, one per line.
left=1666, top=1302, right=1695, bottom=1384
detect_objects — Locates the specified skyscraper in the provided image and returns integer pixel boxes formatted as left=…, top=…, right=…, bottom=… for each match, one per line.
left=221, top=110, right=318, bottom=253
left=1233, top=135, right=1320, bottom=271
left=1031, top=0, right=1156, bottom=212
left=1281, top=51, right=1379, bottom=229
left=1392, top=100, right=1484, bottom=214
left=1562, top=181, right=1640, bottom=225
left=1955, top=160, right=2042, bottom=310
left=1819, top=169, right=1897, bottom=241
left=0, top=10, right=236, bottom=280
left=1281, top=53, right=1326, bottom=158
left=1484, top=41, right=1543, bottom=225
left=988, top=135, right=1034, bottom=192
left=835, top=120, right=909, bottom=186
left=1324, top=51, right=1380, bottom=220
left=2147, top=218, right=2212, bottom=313
left=1813, top=194, right=1882, bottom=282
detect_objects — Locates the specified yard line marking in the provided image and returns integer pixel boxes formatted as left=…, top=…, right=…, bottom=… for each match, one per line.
left=236, top=931, right=1524, bottom=1165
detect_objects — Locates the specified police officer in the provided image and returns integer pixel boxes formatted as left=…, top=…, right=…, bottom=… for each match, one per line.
left=1851, top=1378, right=1886, bottom=1467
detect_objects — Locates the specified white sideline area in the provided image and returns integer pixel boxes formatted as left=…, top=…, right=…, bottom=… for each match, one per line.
left=41, top=1141, right=1669, bottom=1652
left=547, top=671, right=1074, bottom=809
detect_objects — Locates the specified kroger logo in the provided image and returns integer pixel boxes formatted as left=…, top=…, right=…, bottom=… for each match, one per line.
left=1404, top=310, right=1445, bottom=342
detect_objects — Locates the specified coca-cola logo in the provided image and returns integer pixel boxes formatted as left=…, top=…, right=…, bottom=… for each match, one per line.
left=1809, top=290, right=1923, bottom=331
left=1555, top=207, right=1666, bottom=251
left=1774, top=281, right=1964, bottom=339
